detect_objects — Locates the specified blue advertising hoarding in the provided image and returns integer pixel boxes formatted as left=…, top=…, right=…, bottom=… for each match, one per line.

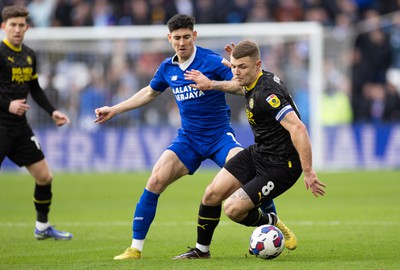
left=2, top=125, right=400, bottom=171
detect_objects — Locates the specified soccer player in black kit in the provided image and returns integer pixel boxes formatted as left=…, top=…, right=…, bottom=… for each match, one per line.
left=175, top=40, right=326, bottom=259
left=0, top=5, right=72, bottom=240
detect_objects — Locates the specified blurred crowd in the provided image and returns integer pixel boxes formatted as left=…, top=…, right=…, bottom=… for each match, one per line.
left=1, top=0, right=399, bottom=27
left=1, top=0, right=400, bottom=128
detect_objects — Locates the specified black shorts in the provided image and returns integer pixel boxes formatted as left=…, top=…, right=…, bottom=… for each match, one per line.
left=0, top=124, right=45, bottom=168
left=224, top=148, right=302, bottom=207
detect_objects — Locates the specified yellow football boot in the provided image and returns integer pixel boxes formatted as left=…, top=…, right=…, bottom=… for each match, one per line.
left=276, top=220, right=297, bottom=250
left=114, top=247, right=142, bottom=260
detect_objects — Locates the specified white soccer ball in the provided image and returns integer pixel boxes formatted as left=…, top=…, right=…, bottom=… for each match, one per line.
left=249, top=225, right=285, bottom=260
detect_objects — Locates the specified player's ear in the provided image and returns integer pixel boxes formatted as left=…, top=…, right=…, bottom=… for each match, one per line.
left=167, top=33, right=172, bottom=43
left=192, top=30, right=197, bottom=41
left=256, top=60, right=262, bottom=69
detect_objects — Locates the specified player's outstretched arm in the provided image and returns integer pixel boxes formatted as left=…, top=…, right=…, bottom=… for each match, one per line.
left=94, top=85, right=161, bottom=124
left=280, top=111, right=326, bottom=198
left=184, top=69, right=243, bottom=95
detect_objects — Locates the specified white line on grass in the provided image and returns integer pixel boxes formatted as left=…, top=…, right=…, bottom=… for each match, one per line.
left=0, top=220, right=399, bottom=227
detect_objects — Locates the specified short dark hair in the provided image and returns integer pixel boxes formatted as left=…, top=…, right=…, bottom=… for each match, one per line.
left=167, top=14, right=195, bottom=32
left=2, top=5, right=29, bottom=22
left=232, top=40, right=261, bottom=60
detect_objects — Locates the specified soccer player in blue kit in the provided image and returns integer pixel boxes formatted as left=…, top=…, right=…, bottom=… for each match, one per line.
left=94, top=14, right=294, bottom=260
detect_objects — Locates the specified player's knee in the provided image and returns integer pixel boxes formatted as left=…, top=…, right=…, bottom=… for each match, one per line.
left=223, top=200, right=241, bottom=221
left=202, top=185, right=224, bottom=206
left=146, top=175, right=168, bottom=194
left=36, top=173, right=53, bottom=185
left=27, top=159, right=53, bottom=185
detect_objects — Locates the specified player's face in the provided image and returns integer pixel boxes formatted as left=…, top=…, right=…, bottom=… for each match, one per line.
left=168, top=28, right=197, bottom=63
left=1, top=17, right=29, bottom=48
left=230, top=56, right=261, bottom=87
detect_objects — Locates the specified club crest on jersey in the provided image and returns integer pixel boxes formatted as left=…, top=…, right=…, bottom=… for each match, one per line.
left=27, top=56, right=33, bottom=65
left=249, top=98, right=254, bottom=109
left=266, top=94, right=280, bottom=108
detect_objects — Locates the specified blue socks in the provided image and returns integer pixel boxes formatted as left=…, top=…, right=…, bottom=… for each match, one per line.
left=131, top=191, right=276, bottom=240
left=259, top=199, right=277, bottom=214
left=132, top=189, right=160, bottom=239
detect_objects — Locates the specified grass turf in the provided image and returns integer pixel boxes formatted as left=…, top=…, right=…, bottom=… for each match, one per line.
left=0, top=170, right=399, bottom=270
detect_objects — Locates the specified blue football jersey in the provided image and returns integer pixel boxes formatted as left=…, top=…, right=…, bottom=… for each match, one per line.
left=150, top=46, right=233, bottom=140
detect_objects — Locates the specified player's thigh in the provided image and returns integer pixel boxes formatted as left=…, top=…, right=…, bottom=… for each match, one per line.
left=146, top=149, right=190, bottom=193
left=225, top=146, right=243, bottom=163
left=167, top=134, right=202, bottom=174
left=211, top=132, right=242, bottom=167
left=6, top=126, right=45, bottom=168
left=224, top=148, right=256, bottom=185
left=242, top=166, right=301, bottom=207
left=26, top=159, right=53, bottom=185
left=202, top=168, right=242, bottom=205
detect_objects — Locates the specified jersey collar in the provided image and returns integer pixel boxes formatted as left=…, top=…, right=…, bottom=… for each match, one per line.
left=245, top=71, right=263, bottom=91
left=171, top=46, right=197, bottom=71
left=2, top=38, right=22, bottom=52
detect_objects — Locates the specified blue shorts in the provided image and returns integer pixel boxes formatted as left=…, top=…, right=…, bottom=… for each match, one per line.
left=167, top=129, right=242, bottom=174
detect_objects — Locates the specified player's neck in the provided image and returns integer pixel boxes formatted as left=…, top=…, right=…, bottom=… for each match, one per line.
left=3, top=38, right=23, bottom=52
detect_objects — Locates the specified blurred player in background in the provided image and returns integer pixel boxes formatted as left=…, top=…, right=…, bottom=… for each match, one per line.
left=0, top=5, right=72, bottom=240
left=175, top=40, right=325, bottom=259
left=94, top=14, right=292, bottom=260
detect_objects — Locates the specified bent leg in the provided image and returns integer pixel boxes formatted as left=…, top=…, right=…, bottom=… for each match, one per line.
left=197, top=168, right=242, bottom=246
left=174, top=168, right=242, bottom=259
left=227, top=147, right=278, bottom=215
left=224, top=188, right=277, bottom=227
left=132, top=150, right=189, bottom=244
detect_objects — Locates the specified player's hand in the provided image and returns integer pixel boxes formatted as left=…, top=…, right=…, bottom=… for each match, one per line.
left=224, top=42, right=236, bottom=56
left=8, top=99, right=30, bottom=116
left=303, top=170, right=326, bottom=198
left=184, top=70, right=213, bottom=90
left=52, top=110, right=71, bottom=126
left=94, top=106, right=114, bottom=124
left=221, top=43, right=236, bottom=68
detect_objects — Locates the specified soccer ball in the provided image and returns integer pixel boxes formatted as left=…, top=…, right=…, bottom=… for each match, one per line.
left=249, top=225, right=285, bottom=260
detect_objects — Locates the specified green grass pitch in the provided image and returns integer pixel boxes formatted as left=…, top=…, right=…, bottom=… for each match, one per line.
left=0, top=170, right=399, bottom=270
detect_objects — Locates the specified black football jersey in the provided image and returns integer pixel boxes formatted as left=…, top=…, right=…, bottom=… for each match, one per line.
left=245, top=71, right=301, bottom=165
left=0, top=39, right=38, bottom=126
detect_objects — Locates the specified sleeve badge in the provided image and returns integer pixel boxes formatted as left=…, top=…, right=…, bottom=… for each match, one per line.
left=266, top=94, right=281, bottom=108
left=273, top=75, right=281, bottom=84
